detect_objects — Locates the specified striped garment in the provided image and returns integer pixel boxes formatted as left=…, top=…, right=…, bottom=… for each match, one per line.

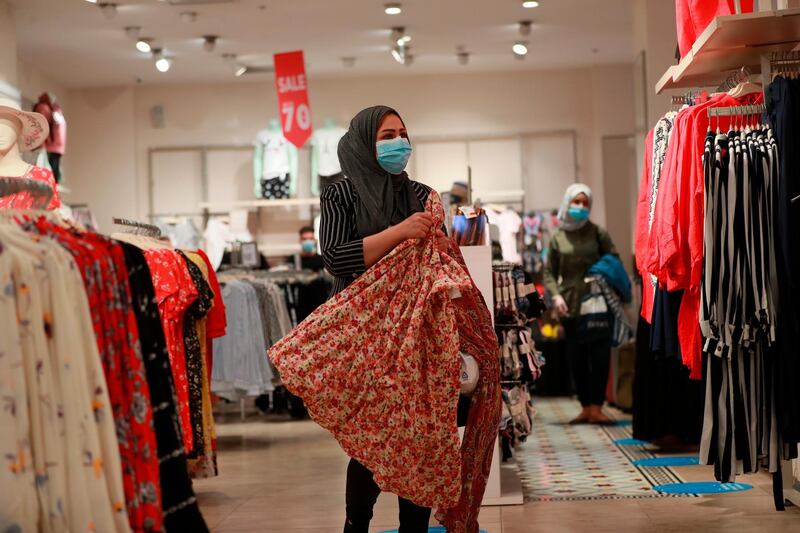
left=319, top=177, right=432, bottom=297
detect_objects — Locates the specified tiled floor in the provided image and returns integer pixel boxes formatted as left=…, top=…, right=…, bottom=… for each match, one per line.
left=194, top=406, right=800, bottom=532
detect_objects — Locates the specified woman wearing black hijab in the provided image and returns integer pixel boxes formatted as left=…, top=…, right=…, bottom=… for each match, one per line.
left=319, top=105, right=449, bottom=532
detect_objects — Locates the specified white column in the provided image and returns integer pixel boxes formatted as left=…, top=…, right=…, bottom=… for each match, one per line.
left=0, top=0, right=20, bottom=99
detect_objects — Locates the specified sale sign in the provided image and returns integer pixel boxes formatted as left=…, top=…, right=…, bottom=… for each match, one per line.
left=273, top=50, right=313, bottom=148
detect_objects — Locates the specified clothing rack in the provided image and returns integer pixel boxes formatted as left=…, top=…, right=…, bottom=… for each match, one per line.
left=715, top=66, right=753, bottom=93
left=770, top=50, right=800, bottom=78
left=113, top=217, right=163, bottom=237
left=707, top=104, right=768, bottom=118
left=0, top=176, right=54, bottom=208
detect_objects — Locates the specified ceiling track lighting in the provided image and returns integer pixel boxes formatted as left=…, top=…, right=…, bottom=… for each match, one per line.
left=522, top=0, right=540, bottom=8
left=384, top=2, right=402, bottom=15
left=98, top=2, right=117, bottom=19
left=512, top=41, right=529, bottom=57
left=136, top=39, right=153, bottom=53
left=235, top=65, right=248, bottom=77
left=202, top=35, right=218, bottom=52
left=390, top=26, right=411, bottom=46
left=518, top=20, right=532, bottom=36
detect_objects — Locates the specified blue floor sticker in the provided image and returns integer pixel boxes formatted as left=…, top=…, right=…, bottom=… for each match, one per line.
left=614, top=419, right=633, bottom=426
left=378, top=529, right=488, bottom=533
left=634, top=456, right=700, bottom=467
left=654, top=481, right=753, bottom=495
left=613, top=438, right=649, bottom=446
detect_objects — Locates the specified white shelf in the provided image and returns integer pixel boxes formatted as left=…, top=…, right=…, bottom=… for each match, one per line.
left=199, top=197, right=320, bottom=210
left=655, top=9, right=800, bottom=94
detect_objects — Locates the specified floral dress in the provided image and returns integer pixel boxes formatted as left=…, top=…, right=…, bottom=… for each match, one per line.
left=0, top=165, right=61, bottom=210
left=269, top=193, right=501, bottom=530
left=144, top=249, right=199, bottom=453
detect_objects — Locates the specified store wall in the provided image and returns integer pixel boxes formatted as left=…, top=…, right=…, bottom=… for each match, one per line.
left=63, top=65, right=636, bottom=250
left=0, top=1, right=19, bottom=97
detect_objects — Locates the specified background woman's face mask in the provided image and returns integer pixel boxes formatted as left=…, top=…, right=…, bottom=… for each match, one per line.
left=568, top=203, right=590, bottom=221
left=376, top=137, right=412, bottom=175
left=301, top=239, right=316, bottom=254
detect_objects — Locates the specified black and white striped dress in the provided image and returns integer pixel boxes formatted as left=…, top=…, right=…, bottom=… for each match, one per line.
left=319, top=177, right=432, bottom=297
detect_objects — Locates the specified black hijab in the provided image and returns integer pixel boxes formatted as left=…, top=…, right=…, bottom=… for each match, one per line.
left=337, top=105, right=424, bottom=238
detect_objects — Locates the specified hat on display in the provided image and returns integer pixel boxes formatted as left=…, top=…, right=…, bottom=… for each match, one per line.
left=0, top=98, right=49, bottom=152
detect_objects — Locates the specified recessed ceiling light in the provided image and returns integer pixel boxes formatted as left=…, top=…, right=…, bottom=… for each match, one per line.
left=98, top=2, right=117, bottom=19
left=522, top=1, right=540, bottom=7
left=136, top=39, right=152, bottom=53
left=512, top=41, right=528, bottom=56
left=84, top=0, right=98, bottom=3
left=203, top=35, right=218, bottom=53
left=155, top=57, right=172, bottom=73
left=384, top=3, right=402, bottom=15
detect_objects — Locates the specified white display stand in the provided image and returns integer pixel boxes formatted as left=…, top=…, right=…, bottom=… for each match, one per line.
left=460, top=244, right=525, bottom=507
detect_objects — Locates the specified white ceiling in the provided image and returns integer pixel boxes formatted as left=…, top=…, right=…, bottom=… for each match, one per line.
left=10, top=0, right=634, bottom=88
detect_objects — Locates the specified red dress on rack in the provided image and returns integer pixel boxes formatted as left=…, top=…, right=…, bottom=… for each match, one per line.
left=270, top=193, right=501, bottom=532
left=145, top=248, right=199, bottom=453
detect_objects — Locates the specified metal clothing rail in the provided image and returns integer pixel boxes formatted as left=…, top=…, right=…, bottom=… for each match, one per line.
left=0, top=177, right=54, bottom=209
left=112, top=217, right=162, bottom=237
left=707, top=104, right=768, bottom=117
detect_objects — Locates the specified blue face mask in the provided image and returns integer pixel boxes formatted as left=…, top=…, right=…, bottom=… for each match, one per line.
left=568, top=204, right=590, bottom=221
left=301, top=239, right=316, bottom=254
left=376, top=137, right=412, bottom=175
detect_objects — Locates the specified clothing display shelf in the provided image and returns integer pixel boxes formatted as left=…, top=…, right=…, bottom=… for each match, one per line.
left=0, top=176, right=54, bottom=208
left=655, top=8, right=800, bottom=94
left=460, top=244, right=525, bottom=507
left=198, top=197, right=320, bottom=210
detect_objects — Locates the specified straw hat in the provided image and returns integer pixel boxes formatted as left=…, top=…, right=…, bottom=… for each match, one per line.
left=0, top=98, right=49, bottom=152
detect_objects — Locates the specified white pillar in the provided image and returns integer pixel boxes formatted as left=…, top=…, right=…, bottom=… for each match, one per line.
left=0, top=0, right=20, bottom=99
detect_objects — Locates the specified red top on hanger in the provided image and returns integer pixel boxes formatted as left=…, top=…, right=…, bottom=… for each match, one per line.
left=675, top=0, right=754, bottom=59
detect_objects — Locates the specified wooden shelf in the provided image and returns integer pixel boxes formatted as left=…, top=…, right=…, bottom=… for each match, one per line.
left=656, top=9, right=800, bottom=94
left=198, top=197, right=320, bottom=210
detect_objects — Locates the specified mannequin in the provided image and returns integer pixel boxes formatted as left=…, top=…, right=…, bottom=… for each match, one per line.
left=0, top=98, right=60, bottom=209
left=253, top=118, right=299, bottom=199
left=310, top=117, right=346, bottom=196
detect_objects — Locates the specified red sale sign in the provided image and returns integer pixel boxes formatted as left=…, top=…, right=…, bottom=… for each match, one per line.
left=273, top=50, right=313, bottom=148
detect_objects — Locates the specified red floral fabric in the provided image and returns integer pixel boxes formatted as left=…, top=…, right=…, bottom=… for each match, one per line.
left=30, top=221, right=163, bottom=532
left=196, top=248, right=226, bottom=382
left=0, top=166, right=61, bottom=210
left=144, top=249, right=199, bottom=453
left=270, top=193, right=501, bottom=530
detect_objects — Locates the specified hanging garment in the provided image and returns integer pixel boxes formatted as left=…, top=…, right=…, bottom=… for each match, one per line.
left=120, top=243, right=210, bottom=532
left=270, top=193, right=501, bottom=532
left=211, top=280, right=274, bottom=401
left=144, top=248, right=199, bottom=453
left=675, top=0, right=753, bottom=58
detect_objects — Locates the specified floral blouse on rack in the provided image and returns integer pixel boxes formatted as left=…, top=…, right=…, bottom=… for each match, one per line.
left=0, top=166, right=61, bottom=210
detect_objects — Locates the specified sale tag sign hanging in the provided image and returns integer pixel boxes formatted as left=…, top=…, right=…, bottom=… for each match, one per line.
left=274, top=50, right=313, bottom=148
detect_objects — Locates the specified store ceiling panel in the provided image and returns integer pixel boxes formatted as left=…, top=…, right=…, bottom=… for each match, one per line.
left=10, top=0, right=633, bottom=88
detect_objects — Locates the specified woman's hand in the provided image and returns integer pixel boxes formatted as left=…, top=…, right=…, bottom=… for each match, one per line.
left=553, top=294, right=569, bottom=317
left=394, top=212, right=434, bottom=240
left=435, top=229, right=450, bottom=254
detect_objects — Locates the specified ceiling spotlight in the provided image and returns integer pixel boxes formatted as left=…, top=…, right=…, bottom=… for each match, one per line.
left=84, top=0, right=98, bottom=3
left=235, top=65, right=248, bottom=77
left=512, top=41, right=529, bottom=56
left=342, top=56, right=356, bottom=68
left=203, top=35, right=218, bottom=52
left=180, top=11, right=198, bottom=23
left=390, top=26, right=411, bottom=46
left=398, top=35, right=411, bottom=46
left=384, top=3, right=402, bottom=15
left=457, top=52, right=469, bottom=65
left=125, top=26, right=141, bottom=39
left=136, top=39, right=152, bottom=53
left=391, top=46, right=404, bottom=64
left=522, top=0, right=540, bottom=7
left=155, top=57, right=172, bottom=73
left=98, top=2, right=117, bottom=19
left=519, top=20, right=532, bottom=36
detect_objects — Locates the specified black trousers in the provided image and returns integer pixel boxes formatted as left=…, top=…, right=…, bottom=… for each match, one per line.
left=563, top=318, right=611, bottom=407
left=48, top=152, right=62, bottom=183
left=344, top=459, right=431, bottom=533
left=343, top=396, right=471, bottom=532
